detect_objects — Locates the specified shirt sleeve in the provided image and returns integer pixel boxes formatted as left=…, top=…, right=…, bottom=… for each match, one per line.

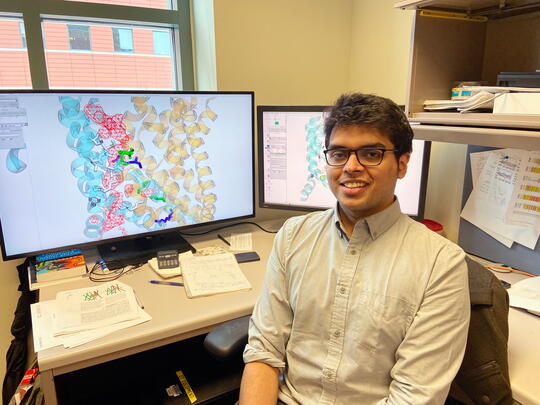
left=378, top=245, right=471, bottom=405
left=242, top=221, right=294, bottom=370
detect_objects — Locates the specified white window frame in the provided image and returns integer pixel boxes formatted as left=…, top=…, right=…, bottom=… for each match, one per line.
left=0, top=0, right=194, bottom=90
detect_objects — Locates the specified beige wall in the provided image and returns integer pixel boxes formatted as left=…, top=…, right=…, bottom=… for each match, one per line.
left=213, top=0, right=352, bottom=105
left=349, top=0, right=414, bottom=104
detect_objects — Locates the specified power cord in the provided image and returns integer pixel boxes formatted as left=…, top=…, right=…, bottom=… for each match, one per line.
left=178, top=220, right=279, bottom=236
left=89, top=258, right=145, bottom=282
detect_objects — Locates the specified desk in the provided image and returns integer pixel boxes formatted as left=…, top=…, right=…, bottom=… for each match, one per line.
left=35, top=223, right=540, bottom=405
left=36, top=221, right=279, bottom=405
left=490, top=270, right=540, bottom=405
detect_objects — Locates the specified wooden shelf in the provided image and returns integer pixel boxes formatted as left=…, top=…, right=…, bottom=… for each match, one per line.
left=410, top=112, right=540, bottom=129
left=400, top=0, right=540, bottom=147
left=411, top=123, right=540, bottom=149
left=395, top=0, right=540, bottom=15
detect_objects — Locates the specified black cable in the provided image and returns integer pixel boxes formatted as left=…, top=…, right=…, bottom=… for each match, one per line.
left=88, top=260, right=145, bottom=282
left=178, top=220, right=278, bottom=236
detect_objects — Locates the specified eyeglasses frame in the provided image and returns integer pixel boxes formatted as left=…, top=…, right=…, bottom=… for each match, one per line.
left=323, top=147, right=399, bottom=167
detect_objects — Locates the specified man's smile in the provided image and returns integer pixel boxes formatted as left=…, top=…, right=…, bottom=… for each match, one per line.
left=341, top=180, right=369, bottom=189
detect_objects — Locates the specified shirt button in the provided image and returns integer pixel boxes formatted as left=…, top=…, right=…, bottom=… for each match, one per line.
left=481, top=395, right=491, bottom=404
left=323, top=369, right=333, bottom=379
left=350, top=249, right=357, bottom=255
left=339, top=287, right=346, bottom=294
left=333, top=330, right=341, bottom=338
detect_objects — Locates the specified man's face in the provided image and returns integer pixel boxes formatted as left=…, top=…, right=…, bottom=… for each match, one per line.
left=325, top=125, right=409, bottom=222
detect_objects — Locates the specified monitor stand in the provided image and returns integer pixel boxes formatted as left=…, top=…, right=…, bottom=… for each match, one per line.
left=97, top=231, right=195, bottom=270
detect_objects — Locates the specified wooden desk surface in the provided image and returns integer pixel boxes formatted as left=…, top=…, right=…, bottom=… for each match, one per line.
left=37, top=221, right=279, bottom=376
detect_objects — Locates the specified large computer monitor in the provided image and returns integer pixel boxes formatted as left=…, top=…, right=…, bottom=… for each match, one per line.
left=258, top=106, right=430, bottom=219
left=0, top=91, right=254, bottom=264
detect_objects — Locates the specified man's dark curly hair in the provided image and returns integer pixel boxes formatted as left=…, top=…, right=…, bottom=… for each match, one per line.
left=324, top=93, right=413, bottom=158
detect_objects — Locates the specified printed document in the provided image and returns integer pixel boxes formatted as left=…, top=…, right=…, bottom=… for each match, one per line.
left=505, top=150, right=540, bottom=233
left=461, top=149, right=539, bottom=249
left=54, top=281, right=141, bottom=335
left=31, top=300, right=151, bottom=350
left=230, top=232, right=253, bottom=251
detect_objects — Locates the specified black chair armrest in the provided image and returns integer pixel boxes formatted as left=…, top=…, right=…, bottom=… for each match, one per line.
left=203, top=315, right=251, bottom=360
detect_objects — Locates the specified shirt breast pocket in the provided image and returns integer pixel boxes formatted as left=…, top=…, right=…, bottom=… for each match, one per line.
left=352, top=290, right=414, bottom=372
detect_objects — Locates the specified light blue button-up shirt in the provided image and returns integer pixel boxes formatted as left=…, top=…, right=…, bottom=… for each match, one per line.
left=244, top=200, right=470, bottom=405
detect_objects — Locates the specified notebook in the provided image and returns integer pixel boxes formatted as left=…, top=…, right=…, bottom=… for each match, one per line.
left=178, top=252, right=251, bottom=298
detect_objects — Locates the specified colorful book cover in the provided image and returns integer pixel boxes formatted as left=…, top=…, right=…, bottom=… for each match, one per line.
left=35, top=255, right=87, bottom=282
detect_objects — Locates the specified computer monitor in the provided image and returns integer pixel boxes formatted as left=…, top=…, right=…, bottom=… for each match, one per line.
left=258, top=106, right=430, bottom=219
left=0, top=91, right=254, bottom=264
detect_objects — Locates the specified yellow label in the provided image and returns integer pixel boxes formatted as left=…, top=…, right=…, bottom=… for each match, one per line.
left=176, top=370, right=197, bottom=403
left=420, top=9, right=487, bottom=22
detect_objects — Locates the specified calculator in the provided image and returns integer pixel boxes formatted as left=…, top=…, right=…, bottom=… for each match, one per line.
left=156, top=250, right=180, bottom=269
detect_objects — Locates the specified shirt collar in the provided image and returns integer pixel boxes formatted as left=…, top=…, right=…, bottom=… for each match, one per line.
left=333, top=198, right=402, bottom=241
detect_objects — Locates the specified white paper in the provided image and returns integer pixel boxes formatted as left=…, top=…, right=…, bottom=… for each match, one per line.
left=230, top=232, right=253, bottom=251
left=54, top=281, right=140, bottom=335
left=61, top=306, right=151, bottom=348
left=461, top=149, right=540, bottom=249
left=469, top=149, right=516, bottom=247
left=506, top=150, right=540, bottom=234
left=179, top=252, right=251, bottom=298
left=31, top=301, right=63, bottom=352
left=508, top=276, right=540, bottom=315
left=31, top=299, right=151, bottom=351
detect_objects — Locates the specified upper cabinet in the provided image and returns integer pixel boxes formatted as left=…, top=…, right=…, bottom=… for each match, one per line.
left=395, top=0, right=540, bottom=150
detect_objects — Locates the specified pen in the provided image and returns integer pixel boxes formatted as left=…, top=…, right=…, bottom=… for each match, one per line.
left=149, top=280, right=183, bottom=286
left=217, top=233, right=231, bottom=246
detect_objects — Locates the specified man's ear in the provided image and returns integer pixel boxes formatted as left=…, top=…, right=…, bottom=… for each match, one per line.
left=397, top=152, right=410, bottom=179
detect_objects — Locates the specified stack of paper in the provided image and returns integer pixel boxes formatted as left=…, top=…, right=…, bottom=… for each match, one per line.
left=460, top=149, right=540, bottom=249
left=424, top=91, right=496, bottom=111
left=179, top=252, right=251, bottom=298
left=507, top=276, right=540, bottom=316
left=31, top=281, right=151, bottom=351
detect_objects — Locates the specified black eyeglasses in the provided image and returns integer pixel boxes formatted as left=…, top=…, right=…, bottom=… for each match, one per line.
left=323, top=148, right=398, bottom=167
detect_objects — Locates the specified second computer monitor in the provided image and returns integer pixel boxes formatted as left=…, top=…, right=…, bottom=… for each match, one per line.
left=258, top=106, right=430, bottom=219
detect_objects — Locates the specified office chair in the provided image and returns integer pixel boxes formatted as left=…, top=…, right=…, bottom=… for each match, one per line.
left=205, top=256, right=512, bottom=405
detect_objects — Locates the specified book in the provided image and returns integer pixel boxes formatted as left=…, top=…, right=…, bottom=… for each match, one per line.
left=27, top=263, right=88, bottom=291
left=34, top=254, right=87, bottom=283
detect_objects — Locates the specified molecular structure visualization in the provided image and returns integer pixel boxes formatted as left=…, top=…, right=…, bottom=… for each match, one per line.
left=299, top=115, right=328, bottom=201
left=58, top=95, right=218, bottom=239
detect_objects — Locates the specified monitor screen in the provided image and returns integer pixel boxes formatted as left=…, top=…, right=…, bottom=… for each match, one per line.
left=258, top=106, right=430, bottom=218
left=0, top=91, right=254, bottom=261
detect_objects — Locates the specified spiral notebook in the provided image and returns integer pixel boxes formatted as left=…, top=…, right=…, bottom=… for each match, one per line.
left=178, top=252, right=252, bottom=298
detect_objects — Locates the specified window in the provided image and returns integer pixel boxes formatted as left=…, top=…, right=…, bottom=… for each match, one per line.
left=19, top=22, right=26, bottom=49
left=43, top=20, right=176, bottom=89
left=0, top=17, right=31, bottom=88
left=113, top=27, right=133, bottom=53
left=68, top=24, right=91, bottom=50
left=65, top=0, right=172, bottom=10
left=0, top=0, right=193, bottom=90
left=153, top=30, right=171, bottom=56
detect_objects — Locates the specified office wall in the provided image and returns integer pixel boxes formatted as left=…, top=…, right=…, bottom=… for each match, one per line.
left=349, top=0, right=413, bottom=104
left=213, top=0, right=352, bottom=105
